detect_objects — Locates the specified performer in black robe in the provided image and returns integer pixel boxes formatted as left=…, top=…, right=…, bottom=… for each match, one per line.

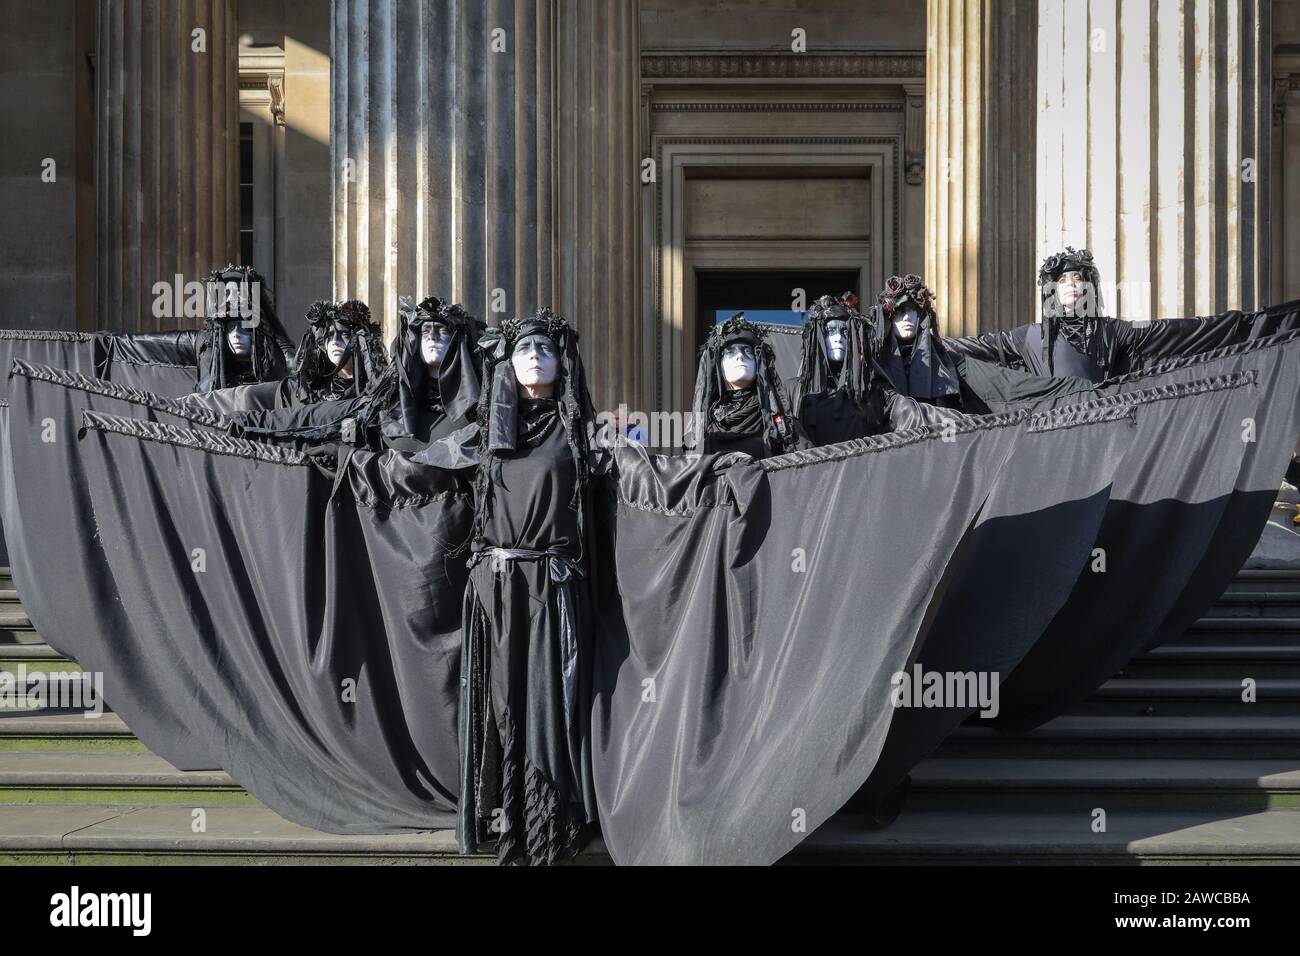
left=790, top=292, right=885, bottom=445
left=869, top=274, right=963, bottom=410
left=379, top=296, right=484, bottom=454
left=947, top=246, right=1300, bottom=379
left=231, top=299, right=389, bottom=448
left=459, top=308, right=601, bottom=865
left=195, top=265, right=295, bottom=389
left=691, top=312, right=798, bottom=459
left=89, top=263, right=295, bottom=396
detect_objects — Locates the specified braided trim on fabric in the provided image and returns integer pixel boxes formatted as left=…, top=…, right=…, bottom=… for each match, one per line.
left=81, top=411, right=308, bottom=465
left=1027, top=403, right=1136, bottom=433
left=12, top=360, right=227, bottom=428
left=108, top=354, right=199, bottom=370
left=351, top=489, right=473, bottom=511
left=616, top=488, right=727, bottom=517
left=1027, top=371, right=1256, bottom=433
left=752, top=320, right=802, bottom=337
left=760, top=408, right=1032, bottom=472
left=0, top=329, right=96, bottom=342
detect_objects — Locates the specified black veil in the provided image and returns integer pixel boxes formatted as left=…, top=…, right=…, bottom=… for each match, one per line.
left=690, top=312, right=797, bottom=457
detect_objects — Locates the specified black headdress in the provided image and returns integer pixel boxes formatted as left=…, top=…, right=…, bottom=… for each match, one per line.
left=793, top=292, right=873, bottom=409
left=197, top=264, right=295, bottom=390
left=1038, top=246, right=1107, bottom=375
left=472, top=308, right=598, bottom=531
left=871, top=274, right=962, bottom=403
left=288, top=299, right=387, bottom=403
left=381, top=295, right=484, bottom=448
left=691, top=312, right=797, bottom=457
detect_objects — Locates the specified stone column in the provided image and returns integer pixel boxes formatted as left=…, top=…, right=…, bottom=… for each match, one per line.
left=924, top=0, right=1038, bottom=337
left=96, top=0, right=240, bottom=332
left=1271, top=49, right=1300, bottom=305
left=1036, top=0, right=1271, bottom=319
left=331, top=0, right=641, bottom=412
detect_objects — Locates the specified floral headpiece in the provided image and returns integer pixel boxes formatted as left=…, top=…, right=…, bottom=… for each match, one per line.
left=877, top=274, right=936, bottom=320
left=1038, top=246, right=1100, bottom=290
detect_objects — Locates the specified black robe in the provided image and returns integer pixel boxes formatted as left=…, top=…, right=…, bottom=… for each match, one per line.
left=459, top=400, right=597, bottom=864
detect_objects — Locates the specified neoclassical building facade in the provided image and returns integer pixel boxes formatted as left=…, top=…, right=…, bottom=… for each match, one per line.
left=3, top=0, right=1299, bottom=414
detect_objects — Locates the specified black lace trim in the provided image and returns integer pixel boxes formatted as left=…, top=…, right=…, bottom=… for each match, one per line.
left=12, top=360, right=227, bottom=429
left=493, top=707, right=588, bottom=866
left=81, top=411, right=309, bottom=465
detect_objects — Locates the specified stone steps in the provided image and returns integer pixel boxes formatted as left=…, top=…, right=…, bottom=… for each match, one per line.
left=3, top=565, right=1300, bottom=863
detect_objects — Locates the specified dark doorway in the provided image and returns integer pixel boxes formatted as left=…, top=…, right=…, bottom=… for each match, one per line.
left=694, top=268, right=861, bottom=355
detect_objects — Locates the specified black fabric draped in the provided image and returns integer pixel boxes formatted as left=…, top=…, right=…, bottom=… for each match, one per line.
left=989, top=330, right=1300, bottom=729
left=102, top=331, right=203, bottom=395
left=76, top=411, right=470, bottom=831
left=947, top=297, right=1300, bottom=380
left=590, top=328, right=1300, bottom=864
left=8, top=312, right=1300, bottom=866
left=870, top=315, right=963, bottom=406
left=701, top=387, right=767, bottom=458
left=381, top=311, right=481, bottom=452
left=2, top=363, right=231, bottom=770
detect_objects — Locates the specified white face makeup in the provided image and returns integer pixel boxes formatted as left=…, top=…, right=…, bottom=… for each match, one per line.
left=1056, top=270, right=1086, bottom=309
left=512, top=333, right=559, bottom=396
left=893, top=306, right=919, bottom=342
left=225, top=321, right=252, bottom=358
left=721, top=342, right=757, bottom=390
left=326, top=328, right=351, bottom=367
left=823, top=319, right=849, bottom=363
left=421, top=321, right=453, bottom=369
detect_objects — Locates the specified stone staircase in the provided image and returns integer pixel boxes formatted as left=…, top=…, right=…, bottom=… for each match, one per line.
left=3, top=567, right=1299, bottom=864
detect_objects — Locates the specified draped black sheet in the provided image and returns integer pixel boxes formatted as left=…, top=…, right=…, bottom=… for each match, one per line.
left=3, top=363, right=231, bottom=770
left=991, top=330, right=1300, bottom=729
left=8, top=321, right=1300, bottom=863
left=77, top=412, right=469, bottom=832
left=101, top=332, right=201, bottom=395
left=592, top=412, right=1055, bottom=865
left=0, top=332, right=108, bottom=564
left=0, top=330, right=199, bottom=564
left=590, top=331, right=1300, bottom=865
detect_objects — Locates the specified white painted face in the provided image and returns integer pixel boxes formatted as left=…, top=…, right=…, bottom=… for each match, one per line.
left=893, top=306, right=919, bottom=342
left=721, top=342, right=757, bottom=390
left=225, top=321, right=252, bottom=358
left=421, top=321, right=452, bottom=368
left=824, top=319, right=849, bottom=363
left=326, top=329, right=351, bottom=367
left=511, top=334, right=559, bottom=391
left=1056, top=270, right=1086, bottom=309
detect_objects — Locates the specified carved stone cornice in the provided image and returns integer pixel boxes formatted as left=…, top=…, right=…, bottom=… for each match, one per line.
left=1273, top=51, right=1300, bottom=127
left=641, top=51, right=925, bottom=81
left=239, top=44, right=286, bottom=126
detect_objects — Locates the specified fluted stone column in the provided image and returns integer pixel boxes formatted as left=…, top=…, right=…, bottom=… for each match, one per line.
left=1037, top=0, right=1271, bottom=318
left=96, top=0, right=240, bottom=332
left=331, top=0, right=641, bottom=412
left=924, top=0, right=1038, bottom=337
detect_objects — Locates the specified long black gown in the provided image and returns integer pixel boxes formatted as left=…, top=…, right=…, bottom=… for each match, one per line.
left=460, top=398, right=596, bottom=865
